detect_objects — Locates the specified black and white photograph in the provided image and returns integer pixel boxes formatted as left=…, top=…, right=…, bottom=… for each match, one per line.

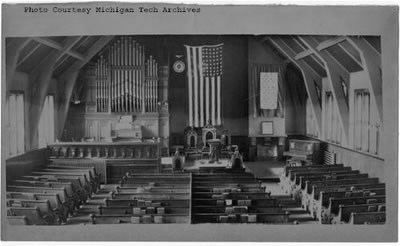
left=1, top=2, right=398, bottom=242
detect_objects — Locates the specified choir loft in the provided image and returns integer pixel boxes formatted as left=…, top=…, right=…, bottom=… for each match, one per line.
left=4, top=35, right=386, bottom=225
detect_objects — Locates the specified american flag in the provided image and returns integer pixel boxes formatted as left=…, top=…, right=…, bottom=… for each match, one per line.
left=185, top=43, right=223, bottom=127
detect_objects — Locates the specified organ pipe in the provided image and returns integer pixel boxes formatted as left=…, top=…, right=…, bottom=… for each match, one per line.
left=94, top=37, right=159, bottom=113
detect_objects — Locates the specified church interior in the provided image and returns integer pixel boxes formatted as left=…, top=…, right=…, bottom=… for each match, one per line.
left=4, top=35, right=387, bottom=226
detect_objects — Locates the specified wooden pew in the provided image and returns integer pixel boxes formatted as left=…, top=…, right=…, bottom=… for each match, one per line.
left=304, top=178, right=380, bottom=196
left=315, top=188, right=385, bottom=222
left=281, top=167, right=352, bottom=194
left=22, top=175, right=89, bottom=203
left=7, top=207, right=49, bottom=225
left=195, top=173, right=255, bottom=177
left=285, top=167, right=352, bottom=187
left=281, top=165, right=350, bottom=194
left=7, top=191, right=72, bottom=218
left=193, top=187, right=265, bottom=193
left=288, top=167, right=354, bottom=183
left=115, top=186, right=190, bottom=193
left=305, top=183, right=385, bottom=213
left=40, top=168, right=100, bottom=192
left=105, top=198, right=190, bottom=208
left=282, top=164, right=344, bottom=178
left=98, top=205, right=189, bottom=215
left=111, top=192, right=190, bottom=200
left=11, top=180, right=76, bottom=203
left=31, top=171, right=93, bottom=195
left=292, top=173, right=370, bottom=199
left=332, top=203, right=385, bottom=224
left=119, top=183, right=190, bottom=188
left=348, top=211, right=386, bottom=224
left=321, top=195, right=386, bottom=223
left=192, top=183, right=262, bottom=188
left=192, top=198, right=278, bottom=207
left=192, top=181, right=261, bottom=187
left=90, top=213, right=190, bottom=224
left=46, top=165, right=101, bottom=181
left=192, top=212, right=289, bottom=224
left=121, top=179, right=190, bottom=185
left=292, top=170, right=358, bottom=187
left=192, top=192, right=270, bottom=199
left=7, top=199, right=59, bottom=224
left=192, top=205, right=283, bottom=214
left=7, top=185, right=75, bottom=211
left=316, top=188, right=385, bottom=214
left=7, top=215, right=29, bottom=225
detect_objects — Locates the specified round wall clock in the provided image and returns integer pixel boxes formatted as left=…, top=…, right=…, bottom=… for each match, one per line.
left=173, top=60, right=185, bottom=73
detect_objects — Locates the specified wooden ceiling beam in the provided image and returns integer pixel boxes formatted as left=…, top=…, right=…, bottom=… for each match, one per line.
left=55, top=36, right=84, bottom=63
left=337, top=42, right=364, bottom=69
left=299, top=36, right=350, bottom=146
left=346, top=36, right=382, bottom=122
left=316, top=36, right=346, bottom=51
left=276, top=37, right=323, bottom=82
left=60, top=36, right=114, bottom=77
left=295, top=49, right=314, bottom=60
left=53, top=36, right=84, bottom=71
left=32, top=37, right=84, bottom=61
left=17, top=42, right=40, bottom=66
left=310, top=36, right=350, bottom=75
left=268, top=36, right=322, bottom=136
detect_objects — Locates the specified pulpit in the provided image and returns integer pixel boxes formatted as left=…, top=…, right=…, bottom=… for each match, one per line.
left=202, top=121, right=217, bottom=148
left=207, top=139, right=222, bottom=163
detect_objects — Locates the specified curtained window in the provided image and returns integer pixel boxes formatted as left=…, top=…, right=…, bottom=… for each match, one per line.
left=325, top=92, right=342, bottom=144
left=353, top=89, right=370, bottom=152
left=8, top=92, right=25, bottom=157
left=38, top=95, right=55, bottom=148
left=306, top=96, right=318, bottom=138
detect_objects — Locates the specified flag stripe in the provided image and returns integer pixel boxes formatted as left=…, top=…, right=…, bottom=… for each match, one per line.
left=186, top=46, right=193, bottom=126
left=205, top=77, right=210, bottom=123
left=217, top=76, right=221, bottom=125
left=199, top=47, right=204, bottom=127
left=193, top=48, right=199, bottom=127
left=211, top=77, right=216, bottom=125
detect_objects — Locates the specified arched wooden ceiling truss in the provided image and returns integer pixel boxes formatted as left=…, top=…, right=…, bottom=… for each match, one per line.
left=265, top=35, right=381, bottom=146
left=6, top=36, right=115, bottom=145
left=5, top=35, right=381, bottom=147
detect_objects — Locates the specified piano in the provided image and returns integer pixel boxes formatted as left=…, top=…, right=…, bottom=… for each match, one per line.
left=284, top=139, right=320, bottom=166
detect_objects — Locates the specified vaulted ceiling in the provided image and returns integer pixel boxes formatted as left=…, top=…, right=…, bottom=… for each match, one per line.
left=6, top=34, right=382, bottom=148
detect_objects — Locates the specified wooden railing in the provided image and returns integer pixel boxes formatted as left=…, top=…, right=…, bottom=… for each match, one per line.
left=48, top=142, right=160, bottom=159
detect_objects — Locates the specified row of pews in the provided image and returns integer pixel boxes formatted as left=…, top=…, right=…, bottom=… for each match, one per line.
left=191, top=170, right=290, bottom=224
left=90, top=173, right=191, bottom=224
left=280, top=164, right=386, bottom=224
left=6, top=165, right=101, bottom=225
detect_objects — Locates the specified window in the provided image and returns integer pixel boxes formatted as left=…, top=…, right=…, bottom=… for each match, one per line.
left=38, top=95, right=55, bottom=148
left=325, top=92, right=341, bottom=144
left=353, top=90, right=370, bottom=152
left=8, top=92, right=25, bottom=157
left=306, top=96, right=318, bottom=138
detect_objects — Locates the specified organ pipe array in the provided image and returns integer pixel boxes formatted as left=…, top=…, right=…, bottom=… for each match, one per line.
left=94, top=37, right=159, bottom=113
left=96, top=56, right=108, bottom=112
